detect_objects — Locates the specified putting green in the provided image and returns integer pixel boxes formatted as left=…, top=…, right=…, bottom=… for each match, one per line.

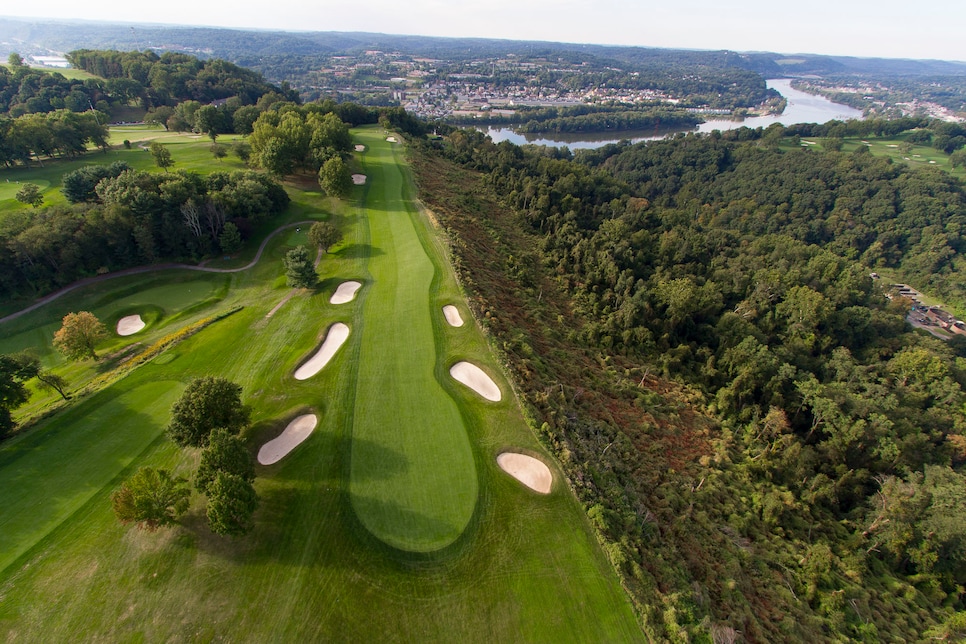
left=349, top=130, right=478, bottom=552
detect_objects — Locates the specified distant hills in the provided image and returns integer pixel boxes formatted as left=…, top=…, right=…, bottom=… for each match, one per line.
left=1, top=16, right=965, bottom=78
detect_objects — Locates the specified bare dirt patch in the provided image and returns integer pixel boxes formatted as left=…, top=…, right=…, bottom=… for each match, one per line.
left=442, top=305, right=464, bottom=327
left=116, top=314, right=146, bottom=336
left=258, top=414, right=318, bottom=465
left=497, top=452, right=552, bottom=493
left=294, top=323, right=350, bottom=380
left=330, top=281, right=362, bottom=305
left=450, top=361, right=501, bottom=401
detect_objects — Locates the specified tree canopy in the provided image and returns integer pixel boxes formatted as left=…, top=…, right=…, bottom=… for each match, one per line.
left=166, top=376, right=250, bottom=448
left=206, top=471, right=258, bottom=537
left=308, top=221, right=341, bottom=253
left=111, top=467, right=191, bottom=531
left=283, top=245, right=317, bottom=288
left=318, top=156, right=352, bottom=198
left=52, top=312, right=107, bottom=361
left=0, top=352, right=40, bottom=438
left=0, top=167, right=288, bottom=299
left=195, top=427, right=255, bottom=495
left=414, top=123, right=966, bottom=641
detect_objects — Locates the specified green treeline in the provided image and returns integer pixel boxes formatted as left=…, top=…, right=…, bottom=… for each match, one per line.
left=0, top=167, right=288, bottom=297
left=417, top=124, right=966, bottom=640
left=1, top=50, right=293, bottom=119
left=459, top=104, right=701, bottom=134
left=0, top=63, right=116, bottom=117
left=516, top=109, right=700, bottom=134
left=65, top=49, right=293, bottom=109
left=0, top=111, right=108, bottom=166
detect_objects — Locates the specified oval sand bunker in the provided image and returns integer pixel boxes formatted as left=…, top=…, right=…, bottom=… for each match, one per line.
left=354, top=144, right=366, bottom=152
left=497, top=452, right=553, bottom=494
left=258, top=414, right=317, bottom=465
left=351, top=174, right=366, bottom=185
left=294, top=323, right=350, bottom=380
left=116, top=314, right=146, bottom=336
left=330, top=281, right=362, bottom=305
left=442, top=305, right=464, bottom=327
left=450, top=361, right=501, bottom=401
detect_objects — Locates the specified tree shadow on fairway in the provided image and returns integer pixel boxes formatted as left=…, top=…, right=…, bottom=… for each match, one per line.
left=333, top=243, right=383, bottom=260
left=250, top=417, right=408, bottom=485
left=182, top=483, right=357, bottom=571
left=349, top=492, right=465, bottom=556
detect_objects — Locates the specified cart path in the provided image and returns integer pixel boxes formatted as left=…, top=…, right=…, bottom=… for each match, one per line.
left=0, top=220, right=317, bottom=325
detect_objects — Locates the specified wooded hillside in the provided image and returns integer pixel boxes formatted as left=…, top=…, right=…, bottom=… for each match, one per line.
left=412, top=125, right=966, bottom=641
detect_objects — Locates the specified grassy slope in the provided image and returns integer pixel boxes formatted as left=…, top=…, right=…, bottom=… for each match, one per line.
left=0, top=380, right=183, bottom=572
left=0, top=128, right=643, bottom=641
left=349, top=129, right=478, bottom=552
left=796, top=133, right=966, bottom=181
left=0, top=126, right=249, bottom=212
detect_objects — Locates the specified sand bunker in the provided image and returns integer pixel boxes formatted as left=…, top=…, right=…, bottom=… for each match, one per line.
left=497, top=452, right=553, bottom=494
left=116, top=314, right=146, bottom=336
left=450, top=361, right=501, bottom=401
left=442, top=305, right=464, bottom=327
left=330, top=281, right=362, bottom=305
left=294, top=323, right=350, bottom=380
left=258, top=414, right=317, bottom=465
left=386, top=136, right=398, bottom=143
left=352, top=174, right=366, bottom=185
left=354, top=144, right=366, bottom=152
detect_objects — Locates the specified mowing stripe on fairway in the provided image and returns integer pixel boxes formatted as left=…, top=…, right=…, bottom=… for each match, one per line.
left=349, top=130, right=478, bottom=552
left=0, top=381, right=182, bottom=573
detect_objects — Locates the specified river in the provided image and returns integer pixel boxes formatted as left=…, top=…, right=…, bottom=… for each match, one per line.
left=481, top=78, right=864, bottom=149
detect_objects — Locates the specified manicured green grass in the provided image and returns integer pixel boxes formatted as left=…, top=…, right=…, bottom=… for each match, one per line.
left=0, top=273, right=229, bottom=358
left=0, top=130, right=251, bottom=214
left=0, top=126, right=644, bottom=641
left=0, top=379, right=183, bottom=573
left=0, top=64, right=98, bottom=82
left=348, top=129, right=478, bottom=552
left=798, top=134, right=966, bottom=180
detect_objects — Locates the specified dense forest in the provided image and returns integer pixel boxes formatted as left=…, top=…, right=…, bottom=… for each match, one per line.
left=455, top=104, right=702, bottom=134
left=411, top=121, right=966, bottom=641
left=1, top=50, right=294, bottom=118
left=0, top=166, right=288, bottom=297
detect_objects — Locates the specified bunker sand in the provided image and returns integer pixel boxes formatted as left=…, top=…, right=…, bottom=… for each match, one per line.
left=497, top=452, right=553, bottom=494
left=116, top=314, right=145, bottom=336
left=450, top=361, right=501, bottom=401
left=442, top=305, right=464, bottom=327
left=330, top=281, right=362, bottom=305
left=294, top=323, right=349, bottom=380
left=258, top=414, right=318, bottom=465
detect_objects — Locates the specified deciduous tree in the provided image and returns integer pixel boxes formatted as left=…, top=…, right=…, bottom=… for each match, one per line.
left=195, top=427, right=255, bottom=495
left=111, top=466, right=190, bottom=531
left=318, top=156, right=352, bottom=198
left=206, top=471, right=258, bottom=536
left=149, top=140, right=174, bottom=172
left=15, top=183, right=43, bottom=208
left=308, top=221, right=342, bottom=253
left=52, top=311, right=108, bottom=361
left=166, top=376, right=250, bottom=447
left=0, top=352, right=40, bottom=438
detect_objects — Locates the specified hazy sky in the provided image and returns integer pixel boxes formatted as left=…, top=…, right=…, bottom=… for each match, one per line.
left=3, top=0, right=965, bottom=62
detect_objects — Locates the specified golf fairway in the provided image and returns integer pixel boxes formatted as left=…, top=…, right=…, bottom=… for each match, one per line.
left=348, top=131, right=478, bottom=551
